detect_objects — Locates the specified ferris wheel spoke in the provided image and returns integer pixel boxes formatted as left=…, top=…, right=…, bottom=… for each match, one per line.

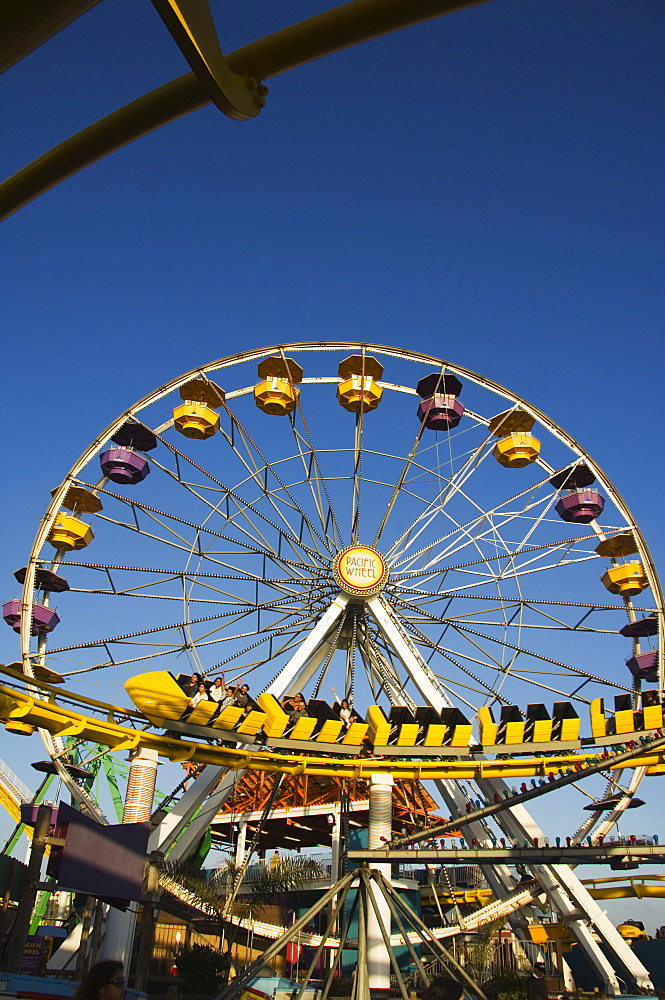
left=423, top=671, right=483, bottom=714
left=372, top=416, right=427, bottom=547
left=164, top=469, right=321, bottom=570
left=372, top=370, right=487, bottom=550
left=358, top=620, right=416, bottom=709
left=389, top=586, right=651, bottom=614
left=394, top=530, right=602, bottom=590
left=88, top=504, right=317, bottom=584
left=218, top=627, right=333, bottom=683
left=395, top=545, right=602, bottom=597
left=382, top=425, right=495, bottom=560
left=91, top=571, right=319, bottom=602
left=391, top=612, right=513, bottom=702
left=388, top=447, right=628, bottom=574
left=207, top=608, right=325, bottom=674
left=390, top=483, right=567, bottom=575
left=365, top=595, right=455, bottom=711
left=65, top=566, right=320, bottom=604
left=286, top=390, right=345, bottom=552
left=286, top=419, right=343, bottom=552
left=390, top=601, right=631, bottom=706
left=447, top=620, right=632, bottom=693
left=45, top=597, right=313, bottom=660
left=264, top=595, right=348, bottom=696
left=399, top=612, right=617, bottom=636
left=218, top=399, right=334, bottom=558
left=60, top=561, right=320, bottom=595
left=388, top=503, right=537, bottom=590
left=59, top=605, right=321, bottom=678
left=90, top=477, right=322, bottom=581
left=66, top=584, right=322, bottom=613
left=280, top=346, right=366, bottom=552
left=351, top=411, right=364, bottom=545
left=150, top=433, right=328, bottom=568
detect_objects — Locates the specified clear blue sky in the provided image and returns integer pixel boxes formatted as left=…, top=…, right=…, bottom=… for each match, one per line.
left=1, top=0, right=664, bottom=930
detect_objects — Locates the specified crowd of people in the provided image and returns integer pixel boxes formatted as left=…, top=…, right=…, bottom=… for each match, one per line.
left=177, top=673, right=253, bottom=721
left=176, top=675, right=363, bottom=733
left=280, top=686, right=361, bottom=727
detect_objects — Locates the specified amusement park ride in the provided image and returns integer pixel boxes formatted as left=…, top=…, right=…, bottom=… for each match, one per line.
left=1, top=343, right=664, bottom=996
left=1, top=3, right=664, bottom=999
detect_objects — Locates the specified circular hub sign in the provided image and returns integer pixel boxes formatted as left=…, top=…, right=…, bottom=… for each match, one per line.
left=333, top=545, right=388, bottom=597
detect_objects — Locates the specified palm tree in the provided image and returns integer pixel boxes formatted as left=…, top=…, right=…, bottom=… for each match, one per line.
left=162, top=854, right=326, bottom=975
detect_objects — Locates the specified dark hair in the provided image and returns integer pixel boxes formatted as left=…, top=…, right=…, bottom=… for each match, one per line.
left=73, top=961, right=123, bottom=1000
left=421, top=977, right=463, bottom=1000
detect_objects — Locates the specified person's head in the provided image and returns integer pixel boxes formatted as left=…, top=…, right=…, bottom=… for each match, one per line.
left=534, top=963, right=546, bottom=978
left=226, top=685, right=234, bottom=696
left=341, top=699, right=349, bottom=709
left=197, top=682, right=206, bottom=693
left=213, top=678, right=223, bottom=687
left=74, top=961, right=125, bottom=1000
left=421, top=976, right=463, bottom=1000
left=240, top=684, right=249, bottom=694
left=294, top=692, right=305, bottom=704
left=189, top=673, right=197, bottom=682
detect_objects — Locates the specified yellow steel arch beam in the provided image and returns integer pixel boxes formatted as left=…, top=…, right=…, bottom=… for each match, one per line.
left=0, top=0, right=493, bottom=221
left=0, top=0, right=102, bottom=75
left=1, top=681, right=665, bottom=781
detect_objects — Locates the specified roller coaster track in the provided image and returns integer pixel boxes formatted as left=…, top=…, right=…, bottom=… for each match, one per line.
left=0, top=758, right=33, bottom=824
left=421, top=875, right=665, bottom=907
left=1, top=672, right=665, bottom=782
left=196, top=875, right=665, bottom=950
left=161, top=871, right=542, bottom=948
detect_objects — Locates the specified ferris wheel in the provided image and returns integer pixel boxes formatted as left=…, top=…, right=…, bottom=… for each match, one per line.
left=3, top=342, right=663, bottom=988
left=6, top=342, right=663, bottom=806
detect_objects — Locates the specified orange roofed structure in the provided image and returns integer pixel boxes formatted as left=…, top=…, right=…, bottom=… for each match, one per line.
left=210, top=771, right=446, bottom=853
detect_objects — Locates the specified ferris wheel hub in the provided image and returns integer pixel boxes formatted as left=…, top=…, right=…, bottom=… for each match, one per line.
left=333, top=544, right=388, bottom=598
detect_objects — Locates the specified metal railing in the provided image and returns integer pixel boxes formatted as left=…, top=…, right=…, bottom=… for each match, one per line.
left=213, top=855, right=487, bottom=890
left=231, top=852, right=334, bottom=885
left=0, top=757, right=34, bottom=804
left=395, top=863, right=486, bottom=888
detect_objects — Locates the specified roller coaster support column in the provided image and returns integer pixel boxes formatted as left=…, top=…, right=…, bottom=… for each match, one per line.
left=331, top=800, right=342, bottom=883
left=235, top=821, right=247, bottom=867
left=367, top=774, right=393, bottom=989
left=101, top=747, right=158, bottom=966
